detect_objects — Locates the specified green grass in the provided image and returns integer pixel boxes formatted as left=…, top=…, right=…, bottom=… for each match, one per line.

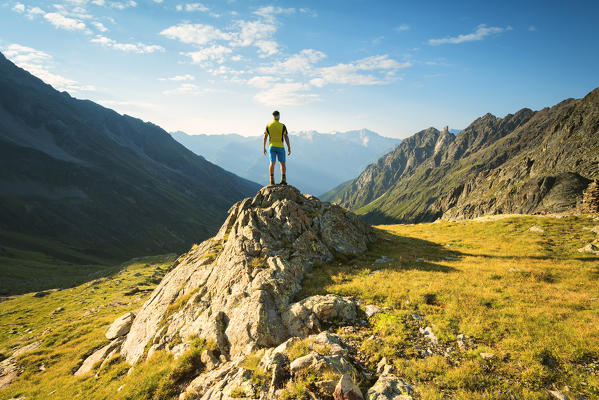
left=0, top=254, right=177, bottom=400
left=0, top=231, right=119, bottom=296
left=1, top=215, right=598, bottom=399
left=299, top=214, right=599, bottom=399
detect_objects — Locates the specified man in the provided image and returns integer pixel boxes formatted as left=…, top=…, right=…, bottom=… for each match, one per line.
left=262, top=110, right=291, bottom=185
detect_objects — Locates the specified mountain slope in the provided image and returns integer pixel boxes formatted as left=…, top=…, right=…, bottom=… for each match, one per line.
left=171, top=129, right=401, bottom=195
left=327, top=88, right=599, bottom=223
left=0, top=51, right=260, bottom=268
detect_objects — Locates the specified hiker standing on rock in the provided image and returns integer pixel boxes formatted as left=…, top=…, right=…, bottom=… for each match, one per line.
left=263, top=110, right=291, bottom=185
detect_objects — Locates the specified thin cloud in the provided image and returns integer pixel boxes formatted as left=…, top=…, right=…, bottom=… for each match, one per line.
left=2, top=43, right=95, bottom=92
left=313, top=55, right=411, bottom=86
left=91, top=35, right=164, bottom=53
left=44, top=12, right=87, bottom=31
left=528, top=25, right=537, bottom=32
left=182, top=45, right=232, bottom=65
left=160, top=23, right=232, bottom=45
left=158, top=74, right=195, bottom=81
left=395, top=24, right=410, bottom=32
left=254, top=82, right=320, bottom=106
left=428, top=24, right=512, bottom=45
left=176, top=3, right=209, bottom=12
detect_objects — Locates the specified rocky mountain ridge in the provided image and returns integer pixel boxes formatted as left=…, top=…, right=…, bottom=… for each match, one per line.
left=73, top=185, right=422, bottom=399
left=324, top=87, right=599, bottom=223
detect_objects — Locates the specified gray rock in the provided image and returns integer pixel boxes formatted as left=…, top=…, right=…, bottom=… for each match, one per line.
left=120, top=186, right=375, bottom=365
left=528, top=226, right=544, bottom=232
left=456, top=334, right=466, bottom=349
left=270, top=363, right=287, bottom=390
left=32, top=291, right=49, bottom=298
left=334, top=374, right=364, bottom=400
left=201, top=349, right=220, bottom=371
left=290, top=352, right=319, bottom=373
left=548, top=390, right=569, bottom=400
left=420, top=326, right=439, bottom=346
left=13, top=341, right=42, bottom=358
left=578, top=243, right=599, bottom=255
left=284, top=294, right=358, bottom=338
left=105, top=312, right=135, bottom=340
left=50, top=307, right=64, bottom=315
left=480, top=352, right=495, bottom=360
left=74, top=338, right=123, bottom=376
left=0, top=357, right=20, bottom=389
left=365, top=305, right=382, bottom=317
left=316, top=379, right=338, bottom=395
left=367, top=373, right=413, bottom=400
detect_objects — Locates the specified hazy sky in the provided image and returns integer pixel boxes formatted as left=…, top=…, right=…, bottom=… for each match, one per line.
left=1, top=0, right=598, bottom=138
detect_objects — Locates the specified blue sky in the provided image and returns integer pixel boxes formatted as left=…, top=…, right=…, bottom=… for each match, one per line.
left=1, top=0, right=598, bottom=138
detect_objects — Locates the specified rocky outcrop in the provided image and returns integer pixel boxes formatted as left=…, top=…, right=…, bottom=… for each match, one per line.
left=118, top=185, right=375, bottom=366
left=581, top=179, right=599, bottom=213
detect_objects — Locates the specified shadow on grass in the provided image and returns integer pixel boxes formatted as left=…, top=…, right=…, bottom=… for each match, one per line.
left=299, top=230, right=459, bottom=299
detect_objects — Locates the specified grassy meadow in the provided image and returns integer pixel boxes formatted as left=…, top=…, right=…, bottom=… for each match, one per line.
left=301, top=214, right=599, bottom=399
left=1, top=215, right=598, bottom=399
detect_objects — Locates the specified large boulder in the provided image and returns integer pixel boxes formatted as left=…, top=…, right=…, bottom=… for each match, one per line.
left=105, top=312, right=135, bottom=340
left=284, top=294, right=359, bottom=337
left=119, top=185, right=376, bottom=364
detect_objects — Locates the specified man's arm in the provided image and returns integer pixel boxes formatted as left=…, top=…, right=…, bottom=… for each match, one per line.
left=262, top=133, right=268, bottom=155
left=284, top=133, right=291, bottom=155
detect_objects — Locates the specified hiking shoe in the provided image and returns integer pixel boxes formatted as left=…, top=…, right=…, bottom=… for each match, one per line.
left=280, top=174, right=287, bottom=185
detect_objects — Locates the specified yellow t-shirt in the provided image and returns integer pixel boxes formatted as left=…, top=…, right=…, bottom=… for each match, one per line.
left=264, top=120, right=288, bottom=148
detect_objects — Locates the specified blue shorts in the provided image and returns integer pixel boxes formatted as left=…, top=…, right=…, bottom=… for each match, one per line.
left=269, top=146, right=286, bottom=163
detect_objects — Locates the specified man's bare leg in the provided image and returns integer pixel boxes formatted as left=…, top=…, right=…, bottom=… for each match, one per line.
left=280, top=162, right=287, bottom=185
left=269, top=161, right=275, bottom=185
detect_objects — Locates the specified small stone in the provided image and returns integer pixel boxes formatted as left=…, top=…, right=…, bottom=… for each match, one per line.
left=376, top=357, right=388, bottom=374
left=50, top=307, right=64, bottom=315
left=315, top=379, right=338, bottom=395
left=528, top=226, right=544, bottom=232
left=32, top=291, right=49, bottom=298
left=456, top=334, right=465, bottom=349
left=367, top=373, right=413, bottom=399
left=39, top=364, right=46, bottom=371
left=415, top=258, right=424, bottom=263
left=548, top=390, right=569, bottom=400
left=444, top=256, right=458, bottom=261
left=411, top=314, right=423, bottom=321
left=375, top=256, right=392, bottom=264
left=365, top=305, right=381, bottom=318
left=290, top=352, right=319, bottom=373
left=480, top=352, right=495, bottom=360
left=578, top=243, right=599, bottom=255
left=334, top=374, right=364, bottom=400
left=369, top=270, right=381, bottom=276
left=421, top=326, right=439, bottom=346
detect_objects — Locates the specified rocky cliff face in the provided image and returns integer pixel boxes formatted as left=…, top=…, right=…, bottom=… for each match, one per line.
left=325, top=87, right=599, bottom=222
left=79, top=185, right=394, bottom=398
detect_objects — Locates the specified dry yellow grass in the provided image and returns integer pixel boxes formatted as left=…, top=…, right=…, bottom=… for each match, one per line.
left=299, top=214, right=599, bottom=399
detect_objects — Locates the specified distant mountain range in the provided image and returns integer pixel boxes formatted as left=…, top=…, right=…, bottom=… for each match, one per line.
left=0, top=51, right=259, bottom=265
left=323, top=88, right=599, bottom=223
left=170, top=129, right=401, bottom=196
